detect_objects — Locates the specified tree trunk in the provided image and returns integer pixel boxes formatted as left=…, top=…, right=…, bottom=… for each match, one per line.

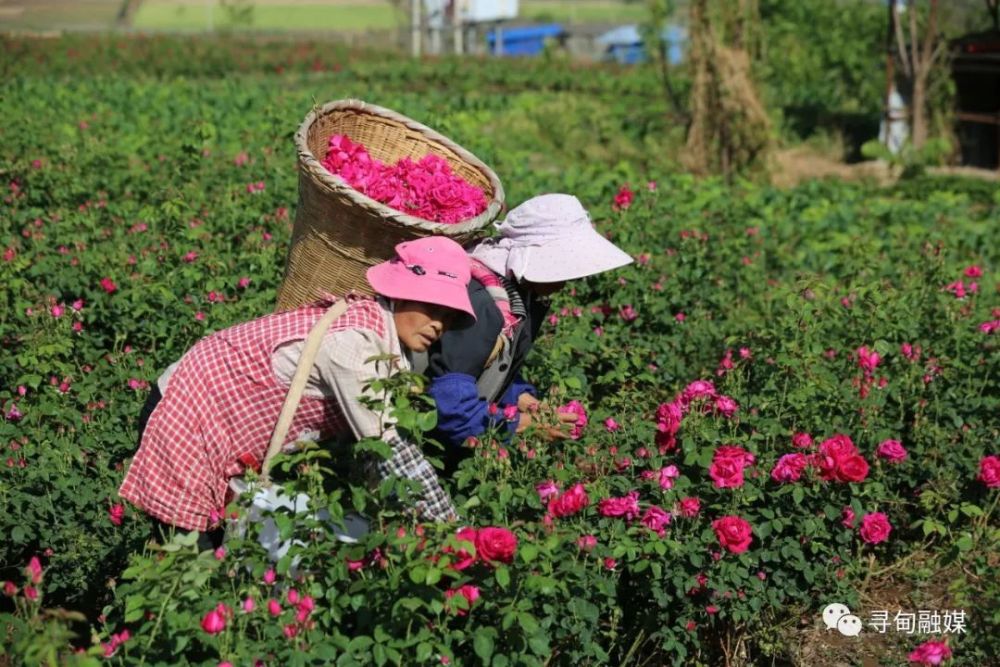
left=906, top=0, right=939, bottom=150
left=684, top=0, right=713, bottom=174
left=911, top=74, right=928, bottom=149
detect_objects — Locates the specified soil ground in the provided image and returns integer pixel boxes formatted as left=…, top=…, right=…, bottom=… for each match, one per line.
left=770, top=146, right=1000, bottom=189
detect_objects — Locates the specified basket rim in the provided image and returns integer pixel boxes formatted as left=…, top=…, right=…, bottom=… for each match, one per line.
left=295, top=98, right=505, bottom=235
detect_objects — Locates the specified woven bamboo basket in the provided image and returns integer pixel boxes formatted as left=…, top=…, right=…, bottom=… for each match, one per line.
left=275, top=99, right=505, bottom=311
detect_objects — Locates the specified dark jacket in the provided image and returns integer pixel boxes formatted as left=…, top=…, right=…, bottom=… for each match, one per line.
left=426, top=277, right=549, bottom=449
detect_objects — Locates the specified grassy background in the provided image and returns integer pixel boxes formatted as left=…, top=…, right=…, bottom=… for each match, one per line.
left=0, top=0, right=644, bottom=32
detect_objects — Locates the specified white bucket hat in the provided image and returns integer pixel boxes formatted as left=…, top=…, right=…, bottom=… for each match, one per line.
left=470, top=194, right=633, bottom=283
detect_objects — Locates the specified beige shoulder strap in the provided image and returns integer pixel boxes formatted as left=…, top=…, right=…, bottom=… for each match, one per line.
left=260, top=300, right=349, bottom=483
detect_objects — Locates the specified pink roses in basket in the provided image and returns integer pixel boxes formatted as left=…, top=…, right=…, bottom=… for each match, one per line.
left=321, top=134, right=488, bottom=224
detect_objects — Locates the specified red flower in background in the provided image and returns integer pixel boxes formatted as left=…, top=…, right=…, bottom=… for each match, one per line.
left=613, top=184, right=634, bottom=210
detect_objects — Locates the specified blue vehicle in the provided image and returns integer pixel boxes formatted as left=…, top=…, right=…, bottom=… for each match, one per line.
left=486, top=23, right=566, bottom=56
left=597, top=24, right=687, bottom=65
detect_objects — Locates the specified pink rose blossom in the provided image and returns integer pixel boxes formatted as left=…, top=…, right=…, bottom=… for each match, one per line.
left=536, top=480, right=560, bottom=500
left=475, top=527, right=517, bottom=564
left=598, top=491, right=641, bottom=521
left=977, top=455, right=1000, bottom=488
left=26, top=557, right=42, bottom=584
left=613, top=184, right=635, bottom=210
left=859, top=512, right=892, bottom=544
left=963, top=265, right=982, bottom=278
left=201, top=608, right=227, bottom=634
left=907, top=639, right=952, bottom=665
left=856, top=346, right=881, bottom=374
left=841, top=506, right=856, bottom=528
left=791, top=432, right=813, bottom=448
left=444, top=584, right=481, bottom=616
left=641, top=506, right=671, bottom=536
left=576, top=535, right=597, bottom=551
left=944, top=280, right=966, bottom=299
left=443, top=527, right=478, bottom=571
left=108, top=503, right=125, bottom=526
left=603, top=417, right=620, bottom=432
left=712, top=516, right=753, bottom=554
left=979, top=320, right=1000, bottom=334
left=713, top=395, right=739, bottom=418
left=557, top=400, right=588, bottom=439
left=710, top=457, right=745, bottom=488
left=658, top=465, right=680, bottom=490
left=267, top=599, right=281, bottom=616
left=677, top=497, right=701, bottom=518
left=770, top=453, right=810, bottom=484
left=679, top=380, right=717, bottom=409
left=263, top=569, right=276, bottom=585
left=876, top=439, right=908, bottom=463
left=816, top=434, right=870, bottom=483
left=548, top=483, right=590, bottom=518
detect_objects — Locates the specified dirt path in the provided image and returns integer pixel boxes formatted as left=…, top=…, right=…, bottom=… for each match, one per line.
left=770, top=147, right=1000, bottom=188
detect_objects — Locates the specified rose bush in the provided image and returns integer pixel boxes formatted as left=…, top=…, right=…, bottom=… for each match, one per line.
left=1, top=34, right=998, bottom=666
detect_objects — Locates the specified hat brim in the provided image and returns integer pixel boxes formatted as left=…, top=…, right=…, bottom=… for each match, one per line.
left=366, top=263, right=477, bottom=321
left=520, top=228, right=633, bottom=283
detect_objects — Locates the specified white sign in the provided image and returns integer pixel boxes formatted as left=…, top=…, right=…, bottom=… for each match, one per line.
left=457, top=0, right=519, bottom=23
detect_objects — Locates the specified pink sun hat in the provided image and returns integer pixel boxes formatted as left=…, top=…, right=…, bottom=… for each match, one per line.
left=367, top=237, right=476, bottom=320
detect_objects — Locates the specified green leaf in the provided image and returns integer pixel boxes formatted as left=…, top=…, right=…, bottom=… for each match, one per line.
left=518, top=612, right=540, bottom=633
left=528, top=635, right=551, bottom=657
left=473, top=630, right=495, bottom=663
left=416, top=643, right=433, bottom=662
left=409, top=565, right=427, bottom=585
left=495, top=565, right=511, bottom=589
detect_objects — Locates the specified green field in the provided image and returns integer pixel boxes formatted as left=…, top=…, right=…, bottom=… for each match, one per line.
left=0, top=1, right=644, bottom=33
left=0, top=1, right=120, bottom=31
left=129, top=1, right=643, bottom=32
left=133, top=2, right=401, bottom=31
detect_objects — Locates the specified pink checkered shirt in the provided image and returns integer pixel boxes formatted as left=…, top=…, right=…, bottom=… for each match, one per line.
left=119, top=297, right=457, bottom=531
